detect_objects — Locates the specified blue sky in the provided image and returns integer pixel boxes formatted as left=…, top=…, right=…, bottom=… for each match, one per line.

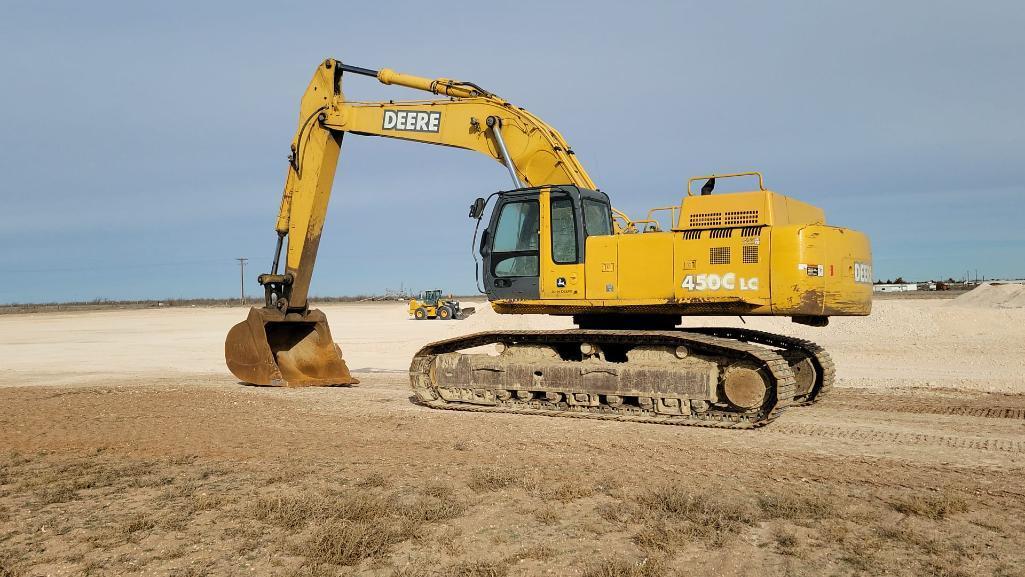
left=1, top=0, right=1023, bottom=303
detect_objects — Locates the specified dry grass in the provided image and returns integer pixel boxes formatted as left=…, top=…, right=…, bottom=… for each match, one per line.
left=0, top=550, right=23, bottom=577
left=888, top=492, right=968, bottom=520
left=633, top=485, right=760, bottom=547
left=581, top=556, right=668, bottom=577
left=532, top=507, right=559, bottom=525
left=446, top=559, right=509, bottom=577
left=757, top=492, right=835, bottom=520
left=1, top=448, right=1021, bottom=577
left=295, top=518, right=405, bottom=566
left=467, top=467, right=519, bottom=492
left=250, top=484, right=466, bottom=568
left=355, top=471, right=389, bottom=488
left=772, top=529, right=801, bottom=556
left=506, top=543, right=556, bottom=562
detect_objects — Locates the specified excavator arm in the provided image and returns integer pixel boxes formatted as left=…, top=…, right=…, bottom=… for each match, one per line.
left=267, top=59, right=606, bottom=312
left=226, top=59, right=616, bottom=387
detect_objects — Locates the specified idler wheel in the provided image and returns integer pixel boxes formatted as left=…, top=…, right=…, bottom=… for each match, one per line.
left=722, top=363, right=770, bottom=410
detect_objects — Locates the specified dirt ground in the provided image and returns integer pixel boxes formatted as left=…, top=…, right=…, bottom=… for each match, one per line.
left=2, top=297, right=1025, bottom=576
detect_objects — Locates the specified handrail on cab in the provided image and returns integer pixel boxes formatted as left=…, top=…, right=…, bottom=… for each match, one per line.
left=685, top=171, right=766, bottom=196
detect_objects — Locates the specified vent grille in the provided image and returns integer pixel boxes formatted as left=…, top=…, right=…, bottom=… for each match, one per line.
left=724, top=210, right=760, bottom=226
left=690, top=211, right=722, bottom=227
left=740, top=226, right=761, bottom=237
left=710, top=247, right=731, bottom=265
left=682, top=230, right=702, bottom=240
left=743, top=245, right=759, bottom=264
left=709, top=228, right=733, bottom=239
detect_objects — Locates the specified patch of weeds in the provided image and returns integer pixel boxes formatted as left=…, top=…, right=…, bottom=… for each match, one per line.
left=0, top=549, right=24, bottom=577
left=0, top=505, right=10, bottom=524
left=295, top=519, right=404, bottom=566
left=837, top=539, right=879, bottom=573
left=186, top=492, right=229, bottom=514
left=919, top=559, right=972, bottom=577
left=506, top=543, right=556, bottom=562
left=632, top=520, right=691, bottom=552
left=35, top=483, right=81, bottom=505
left=157, top=544, right=190, bottom=561
left=436, top=526, right=464, bottom=556
left=453, top=441, right=470, bottom=451
left=170, top=561, right=215, bottom=577
left=595, top=502, right=626, bottom=523
left=158, top=479, right=197, bottom=502
left=404, top=492, right=466, bottom=524
left=391, top=558, right=440, bottom=577
left=167, top=454, right=199, bottom=466
left=467, top=468, right=518, bottom=492
left=773, top=529, right=800, bottom=556
left=539, top=482, right=594, bottom=503
left=157, top=511, right=191, bottom=532
left=757, top=493, right=835, bottom=520
left=256, top=485, right=466, bottom=568
left=421, top=481, right=455, bottom=499
left=593, top=475, right=622, bottom=497
left=634, top=485, right=758, bottom=546
left=356, top=471, right=389, bottom=488
left=582, top=556, right=668, bottom=577
left=250, top=493, right=322, bottom=530
left=532, top=507, right=559, bottom=525
left=447, top=559, right=509, bottom=577
left=112, top=512, right=156, bottom=544
left=993, top=563, right=1025, bottom=577
left=889, top=492, right=968, bottom=520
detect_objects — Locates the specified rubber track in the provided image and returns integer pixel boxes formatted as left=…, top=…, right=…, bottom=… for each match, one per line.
left=685, top=327, right=834, bottom=406
left=409, top=330, right=797, bottom=429
left=772, top=423, right=1025, bottom=453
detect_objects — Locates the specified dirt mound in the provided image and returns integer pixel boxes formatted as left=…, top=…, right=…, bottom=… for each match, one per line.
left=951, top=282, right=1025, bottom=308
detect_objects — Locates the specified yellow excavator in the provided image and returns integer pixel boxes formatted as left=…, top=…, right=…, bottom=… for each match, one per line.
left=225, top=59, right=872, bottom=428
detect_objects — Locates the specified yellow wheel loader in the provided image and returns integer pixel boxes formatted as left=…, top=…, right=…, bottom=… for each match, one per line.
left=225, top=59, right=872, bottom=428
left=409, top=290, right=474, bottom=320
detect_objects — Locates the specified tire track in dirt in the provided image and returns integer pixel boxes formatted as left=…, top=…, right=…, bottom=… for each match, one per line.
left=772, top=422, right=1025, bottom=453
left=817, top=389, right=1025, bottom=420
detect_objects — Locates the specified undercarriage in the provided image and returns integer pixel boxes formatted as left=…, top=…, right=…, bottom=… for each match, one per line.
left=410, top=328, right=834, bottom=429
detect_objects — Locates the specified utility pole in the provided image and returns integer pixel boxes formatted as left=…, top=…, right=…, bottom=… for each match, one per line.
left=236, top=258, right=248, bottom=305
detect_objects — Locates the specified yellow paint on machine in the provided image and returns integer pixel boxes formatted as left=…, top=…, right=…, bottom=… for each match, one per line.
left=494, top=182, right=872, bottom=318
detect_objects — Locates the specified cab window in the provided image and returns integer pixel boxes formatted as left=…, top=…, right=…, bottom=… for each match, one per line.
left=551, top=195, right=578, bottom=264
left=492, top=200, right=539, bottom=277
left=583, top=198, right=613, bottom=237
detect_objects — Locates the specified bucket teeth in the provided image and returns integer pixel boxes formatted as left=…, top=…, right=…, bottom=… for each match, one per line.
left=225, top=307, right=358, bottom=387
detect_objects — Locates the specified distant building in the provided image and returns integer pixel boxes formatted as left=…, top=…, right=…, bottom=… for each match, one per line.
left=873, top=283, right=919, bottom=293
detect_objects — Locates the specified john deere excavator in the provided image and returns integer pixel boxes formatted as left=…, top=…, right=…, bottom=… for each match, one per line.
left=225, top=59, right=872, bottom=428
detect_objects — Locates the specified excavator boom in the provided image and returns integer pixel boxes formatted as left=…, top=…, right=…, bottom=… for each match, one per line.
left=226, top=59, right=609, bottom=386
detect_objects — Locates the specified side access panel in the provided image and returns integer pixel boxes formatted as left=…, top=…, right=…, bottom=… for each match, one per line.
left=585, top=236, right=620, bottom=300
left=616, top=232, right=675, bottom=300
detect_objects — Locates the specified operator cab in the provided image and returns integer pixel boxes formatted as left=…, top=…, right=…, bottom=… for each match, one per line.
left=419, top=289, right=443, bottom=306
left=472, top=185, right=613, bottom=300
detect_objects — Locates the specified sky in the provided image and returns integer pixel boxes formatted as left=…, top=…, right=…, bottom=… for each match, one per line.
left=1, top=0, right=1023, bottom=303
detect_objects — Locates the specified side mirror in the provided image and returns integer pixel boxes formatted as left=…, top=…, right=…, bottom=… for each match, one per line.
left=469, top=197, right=486, bottom=219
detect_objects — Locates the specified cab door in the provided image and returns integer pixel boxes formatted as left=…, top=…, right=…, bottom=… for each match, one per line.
left=540, top=188, right=585, bottom=299
left=481, top=190, right=541, bottom=300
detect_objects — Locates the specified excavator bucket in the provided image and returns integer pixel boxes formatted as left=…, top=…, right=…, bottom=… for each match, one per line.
left=224, top=307, right=359, bottom=387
